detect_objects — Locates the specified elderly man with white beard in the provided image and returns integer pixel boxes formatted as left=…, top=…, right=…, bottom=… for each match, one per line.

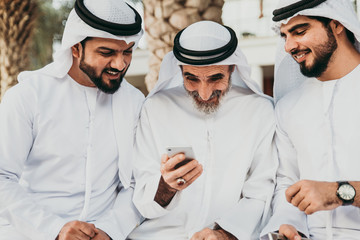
left=128, top=21, right=277, bottom=240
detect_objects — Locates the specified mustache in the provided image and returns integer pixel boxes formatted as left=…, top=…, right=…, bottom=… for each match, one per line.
left=189, top=90, right=222, bottom=101
left=291, top=48, right=311, bottom=55
left=103, top=67, right=124, bottom=74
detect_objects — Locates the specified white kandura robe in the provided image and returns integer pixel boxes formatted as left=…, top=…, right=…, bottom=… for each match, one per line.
left=262, top=65, right=360, bottom=239
left=129, top=85, right=277, bottom=240
left=0, top=74, right=144, bottom=239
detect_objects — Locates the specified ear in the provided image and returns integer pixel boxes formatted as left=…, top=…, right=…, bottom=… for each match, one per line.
left=71, top=43, right=82, bottom=58
left=330, top=20, right=345, bottom=35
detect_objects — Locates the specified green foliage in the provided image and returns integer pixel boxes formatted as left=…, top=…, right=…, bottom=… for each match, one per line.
left=28, top=0, right=74, bottom=70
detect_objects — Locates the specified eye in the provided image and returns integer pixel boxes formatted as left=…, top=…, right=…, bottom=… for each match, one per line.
left=295, top=30, right=306, bottom=36
left=99, top=51, right=114, bottom=56
left=124, top=49, right=133, bottom=55
left=186, top=77, right=199, bottom=82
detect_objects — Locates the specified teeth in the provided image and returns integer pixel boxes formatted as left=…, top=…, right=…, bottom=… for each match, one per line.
left=106, top=70, right=119, bottom=75
left=295, top=53, right=305, bottom=59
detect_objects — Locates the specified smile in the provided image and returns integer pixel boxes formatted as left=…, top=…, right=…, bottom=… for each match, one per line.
left=105, top=70, right=120, bottom=76
left=292, top=50, right=310, bottom=63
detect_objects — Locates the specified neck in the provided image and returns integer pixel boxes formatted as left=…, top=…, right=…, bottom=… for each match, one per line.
left=68, top=59, right=96, bottom=87
left=318, top=41, right=360, bottom=81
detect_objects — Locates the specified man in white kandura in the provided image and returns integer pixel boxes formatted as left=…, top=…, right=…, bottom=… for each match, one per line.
left=261, top=0, right=360, bottom=239
left=0, top=0, right=144, bottom=239
left=128, top=21, right=277, bottom=240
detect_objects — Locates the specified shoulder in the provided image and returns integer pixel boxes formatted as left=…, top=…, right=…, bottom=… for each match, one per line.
left=143, top=86, right=186, bottom=108
left=229, top=86, right=274, bottom=116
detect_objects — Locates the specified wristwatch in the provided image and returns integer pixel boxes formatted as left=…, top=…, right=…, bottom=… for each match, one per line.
left=336, top=181, right=356, bottom=206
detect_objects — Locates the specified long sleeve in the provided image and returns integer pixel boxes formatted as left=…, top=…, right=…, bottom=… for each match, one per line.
left=94, top=181, right=143, bottom=239
left=260, top=103, right=309, bottom=238
left=132, top=104, right=182, bottom=219
left=0, top=85, right=67, bottom=239
left=216, top=117, right=278, bottom=239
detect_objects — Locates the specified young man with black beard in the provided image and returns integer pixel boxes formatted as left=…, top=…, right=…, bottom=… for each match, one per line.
left=128, top=21, right=277, bottom=240
left=261, top=0, right=360, bottom=240
left=0, top=0, right=144, bottom=239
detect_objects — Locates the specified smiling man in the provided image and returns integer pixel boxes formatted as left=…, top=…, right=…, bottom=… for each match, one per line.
left=261, top=0, right=360, bottom=240
left=0, top=0, right=144, bottom=239
left=128, top=21, right=277, bottom=240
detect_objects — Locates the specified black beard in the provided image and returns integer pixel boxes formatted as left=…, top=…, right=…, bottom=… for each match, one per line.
left=79, top=53, right=127, bottom=94
left=298, top=26, right=338, bottom=78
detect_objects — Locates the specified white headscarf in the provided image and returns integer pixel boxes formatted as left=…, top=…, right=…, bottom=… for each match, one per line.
left=273, top=0, right=360, bottom=103
left=148, top=21, right=271, bottom=101
left=19, top=0, right=143, bottom=80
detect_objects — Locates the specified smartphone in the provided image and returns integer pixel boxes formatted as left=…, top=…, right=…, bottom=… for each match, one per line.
left=166, top=146, right=196, bottom=169
left=268, top=232, right=310, bottom=240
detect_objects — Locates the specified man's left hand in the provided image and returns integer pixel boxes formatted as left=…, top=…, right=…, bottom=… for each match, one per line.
left=92, top=228, right=111, bottom=240
left=286, top=180, right=342, bottom=215
left=190, top=227, right=237, bottom=240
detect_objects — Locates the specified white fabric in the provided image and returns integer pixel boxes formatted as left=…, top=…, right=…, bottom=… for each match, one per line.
left=84, top=0, right=135, bottom=25
left=272, top=0, right=360, bottom=102
left=0, top=74, right=144, bottom=239
left=261, top=65, right=360, bottom=239
left=128, top=20, right=277, bottom=240
left=179, top=21, right=230, bottom=51
left=129, top=85, right=277, bottom=240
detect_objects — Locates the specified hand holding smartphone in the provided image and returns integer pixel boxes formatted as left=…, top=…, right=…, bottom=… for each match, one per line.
left=166, top=146, right=196, bottom=169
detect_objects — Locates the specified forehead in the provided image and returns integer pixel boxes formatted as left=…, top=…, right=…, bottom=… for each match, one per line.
left=280, top=15, right=319, bottom=33
left=182, top=65, right=230, bottom=76
left=85, top=37, right=134, bottom=49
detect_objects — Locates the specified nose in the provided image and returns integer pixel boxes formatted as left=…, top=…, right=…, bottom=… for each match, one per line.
left=198, top=82, right=213, bottom=101
left=111, top=54, right=126, bottom=71
left=284, top=36, right=298, bottom=54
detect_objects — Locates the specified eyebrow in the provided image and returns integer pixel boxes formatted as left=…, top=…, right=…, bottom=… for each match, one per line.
left=208, top=73, right=225, bottom=79
left=183, top=72, right=225, bottom=80
left=280, top=23, right=310, bottom=36
left=97, top=42, right=135, bottom=52
left=183, top=72, right=198, bottom=78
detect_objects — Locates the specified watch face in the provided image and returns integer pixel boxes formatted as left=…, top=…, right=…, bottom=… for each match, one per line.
left=339, top=184, right=356, bottom=200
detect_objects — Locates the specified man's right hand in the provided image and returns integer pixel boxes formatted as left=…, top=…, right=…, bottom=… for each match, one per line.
left=56, top=221, right=97, bottom=240
left=160, top=153, right=203, bottom=191
left=154, top=153, right=203, bottom=207
left=279, top=224, right=303, bottom=240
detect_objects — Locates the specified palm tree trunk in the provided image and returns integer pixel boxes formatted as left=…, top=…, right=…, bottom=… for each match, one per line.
left=0, top=0, right=37, bottom=100
left=143, top=0, right=224, bottom=91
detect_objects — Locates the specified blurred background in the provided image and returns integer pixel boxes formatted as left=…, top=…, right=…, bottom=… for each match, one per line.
left=0, top=0, right=358, bottom=99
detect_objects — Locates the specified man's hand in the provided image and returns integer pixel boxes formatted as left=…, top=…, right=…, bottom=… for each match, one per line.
left=92, top=228, right=111, bottom=240
left=161, top=153, right=203, bottom=190
left=56, top=221, right=96, bottom=240
left=191, top=227, right=237, bottom=240
left=286, top=180, right=342, bottom=215
left=154, top=153, right=203, bottom=207
left=279, top=224, right=303, bottom=240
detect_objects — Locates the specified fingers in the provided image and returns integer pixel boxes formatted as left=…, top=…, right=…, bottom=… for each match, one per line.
left=279, top=224, right=302, bottom=240
left=183, top=164, right=203, bottom=186
left=190, top=228, right=221, bottom=240
left=285, top=182, right=301, bottom=203
left=79, top=222, right=96, bottom=238
left=58, top=221, right=96, bottom=240
left=161, top=153, right=202, bottom=190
